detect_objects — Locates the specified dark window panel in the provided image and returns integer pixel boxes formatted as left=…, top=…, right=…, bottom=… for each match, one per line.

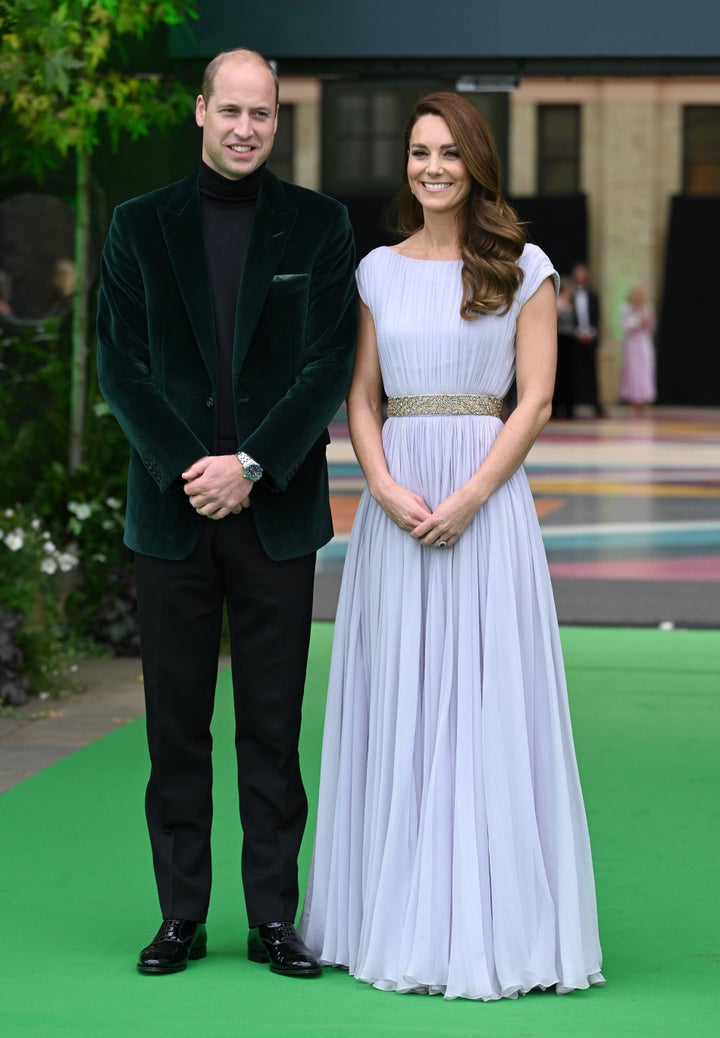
left=537, top=104, right=580, bottom=195
left=684, top=106, right=720, bottom=195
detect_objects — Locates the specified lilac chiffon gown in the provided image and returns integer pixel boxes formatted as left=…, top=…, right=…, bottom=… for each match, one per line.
left=299, top=244, right=604, bottom=1000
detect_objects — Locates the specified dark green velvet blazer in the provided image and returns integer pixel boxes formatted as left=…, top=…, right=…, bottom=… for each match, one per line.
left=96, top=169, right=358, bottom=561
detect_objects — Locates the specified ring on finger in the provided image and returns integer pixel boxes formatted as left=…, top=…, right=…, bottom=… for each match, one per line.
left=437, top=540, right=448, bottom=548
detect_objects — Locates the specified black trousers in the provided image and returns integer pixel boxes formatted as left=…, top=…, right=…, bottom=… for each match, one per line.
left=134, top=510, right=316, bottom=927
left=552, top=333, right=576, bottom=417
left=574, top=340, right=603, bottom=414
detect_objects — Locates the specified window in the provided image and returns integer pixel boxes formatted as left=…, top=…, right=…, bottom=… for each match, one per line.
left=322, top=82, right=443, bottom=196
left=537, top=105, right=580, bottom=195
left=268, top=104, right=294, bottom=182
left=684, top=106, right=720, bottom=195
left=321, top=82, right=510, bottom=197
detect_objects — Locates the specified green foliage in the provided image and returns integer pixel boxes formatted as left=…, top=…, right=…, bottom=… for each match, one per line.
left=0, top=318, right=127, bottom=505
left=0, top=332, right=141, bottom=682
left=0, top=0, right=198, bottom=687
left=0, top=0, right=198, bottom=175
left=0, top=503, right=85, bottom=697
left=0, top=321, right=71, bottom=498
left=0, top=318, right=136, bottom=673
left=0, top=0, right=198, bottom=473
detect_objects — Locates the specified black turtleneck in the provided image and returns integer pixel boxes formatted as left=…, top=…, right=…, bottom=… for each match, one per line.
left=199, top=160, right=266, bottom=446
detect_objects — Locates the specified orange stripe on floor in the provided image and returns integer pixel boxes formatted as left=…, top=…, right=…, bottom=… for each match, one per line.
left=330, top=495, right=362, bottom=533
left=529, top=480, right=720, bottom=498
left=534, top=498, right=566, bottom=518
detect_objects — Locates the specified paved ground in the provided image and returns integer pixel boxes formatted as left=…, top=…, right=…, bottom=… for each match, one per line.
left=0, top=657, right=145, bottom=794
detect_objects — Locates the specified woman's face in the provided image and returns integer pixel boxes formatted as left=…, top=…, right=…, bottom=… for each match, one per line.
left=629, top=285, right=647, bottom=308
left=407, top=114, right=471, bottom=217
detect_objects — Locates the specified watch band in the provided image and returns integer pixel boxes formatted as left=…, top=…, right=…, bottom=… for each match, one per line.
left=235, top=450, right=263, bottom=482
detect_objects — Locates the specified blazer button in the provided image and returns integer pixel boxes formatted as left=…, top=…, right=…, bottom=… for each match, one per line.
left=205, top=396, right=215, bottom=408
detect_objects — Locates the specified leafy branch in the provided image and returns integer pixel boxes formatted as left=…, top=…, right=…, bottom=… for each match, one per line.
left=0, top=0, right=198, bottom=469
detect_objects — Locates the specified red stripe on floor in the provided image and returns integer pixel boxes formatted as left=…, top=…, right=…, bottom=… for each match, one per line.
left=549, top=557, right=720, bottom=581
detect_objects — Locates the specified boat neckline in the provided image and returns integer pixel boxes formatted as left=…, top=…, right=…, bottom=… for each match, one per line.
left=382, top=246, right=462, bottom=262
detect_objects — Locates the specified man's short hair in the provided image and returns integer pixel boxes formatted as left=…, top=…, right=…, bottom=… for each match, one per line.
left=200, top=49, right=279, bottom=105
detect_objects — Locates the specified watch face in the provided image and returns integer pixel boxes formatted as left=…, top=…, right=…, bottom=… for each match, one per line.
left=237, top=452, right=262, bottom=481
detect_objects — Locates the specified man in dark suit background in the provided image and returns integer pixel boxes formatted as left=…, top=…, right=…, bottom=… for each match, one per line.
left=97, top=49, right=358, bottom=977
left=571, top=262, right=605, bottom=417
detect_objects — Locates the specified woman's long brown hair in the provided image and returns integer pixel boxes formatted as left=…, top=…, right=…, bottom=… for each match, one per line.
left=393, top=92, right=525, bottom=319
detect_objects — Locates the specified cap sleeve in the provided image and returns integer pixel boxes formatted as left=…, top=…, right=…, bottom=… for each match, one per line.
left=516, top=243, right=560, bottom=306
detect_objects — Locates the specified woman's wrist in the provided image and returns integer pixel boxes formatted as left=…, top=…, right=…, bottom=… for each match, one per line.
left=368, top=472, right=396, bottom=503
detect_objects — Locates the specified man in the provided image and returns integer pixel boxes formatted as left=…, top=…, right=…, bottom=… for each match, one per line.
left=571, top=262, right=605, bottom=417
left=97, top=49, right=358, bottom=977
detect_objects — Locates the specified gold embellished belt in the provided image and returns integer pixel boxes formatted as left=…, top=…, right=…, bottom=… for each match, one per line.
left=386, top=394, right=504, bottom=418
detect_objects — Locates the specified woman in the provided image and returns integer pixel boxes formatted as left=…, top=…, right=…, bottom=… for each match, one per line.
left=620, top=284, right=656, bottom=416
left=300, top=92, right=603, bottom=1000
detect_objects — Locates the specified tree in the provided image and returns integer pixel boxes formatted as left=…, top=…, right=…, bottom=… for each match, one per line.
left=0, top=0, right=197, bottom=471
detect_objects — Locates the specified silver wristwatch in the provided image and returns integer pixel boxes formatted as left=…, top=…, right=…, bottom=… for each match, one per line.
left=235, top=450, right=263, bottom=482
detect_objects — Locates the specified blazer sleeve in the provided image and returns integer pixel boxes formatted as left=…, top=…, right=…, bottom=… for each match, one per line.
left=96, top=206, right=210, bottom=493
left=239, top=205, right=359, bottom=492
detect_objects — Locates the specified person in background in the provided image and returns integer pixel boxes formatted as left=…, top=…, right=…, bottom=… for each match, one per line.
left=300, top=91, right=603, bottom=1001
left=619, top=283, right=656, bottom=417
left=47, top=258, right=76, bottom=316
left=0, top=269, right=13, bottom=316
left=97, top=48, right=357, bottom=979
left=571, top=262, right=605, bottom=417
left=552, top=275, right=577, bottom=418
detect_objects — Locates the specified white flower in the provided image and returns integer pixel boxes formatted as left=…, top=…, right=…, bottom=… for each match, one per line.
left=31, top=518, right=43, bottom=531
left=41, top=557, right=58, bottom=575
left=105, top=497, right=122, bottom=510
left=5, top=530, right=24, bottom=551
left=68, top=502, right=92, bottom=520
left=92, top=553, right=107, bottom=563
left=57, top=552, right=79, bottom=573
left=43, top=540, right=57, bottom=554
left=4, top=508, right=15, bottom=518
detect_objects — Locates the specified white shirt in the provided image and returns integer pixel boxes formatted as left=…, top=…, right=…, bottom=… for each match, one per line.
left=574, top=287, right=590, bottom=331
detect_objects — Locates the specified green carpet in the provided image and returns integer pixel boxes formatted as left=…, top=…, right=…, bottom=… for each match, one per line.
left=1, top=626, right=718, bottom=1037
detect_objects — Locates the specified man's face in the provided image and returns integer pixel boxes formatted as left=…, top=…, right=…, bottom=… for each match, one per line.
left=196, top=57, right=278, bottom=180
left=573, top=265, right=589, bottom=288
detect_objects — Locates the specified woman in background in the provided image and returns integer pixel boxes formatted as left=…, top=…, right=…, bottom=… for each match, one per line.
left=620, top=284, right=656, bottom=416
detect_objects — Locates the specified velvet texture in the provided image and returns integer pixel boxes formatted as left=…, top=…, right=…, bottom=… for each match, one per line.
left=97, top=170, right=358, bottom=561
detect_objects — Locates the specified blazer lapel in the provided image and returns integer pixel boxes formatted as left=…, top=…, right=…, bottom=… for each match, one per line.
left=233, top=172, right=298, bottom=379
left=158, top=173, right=218, bottom=382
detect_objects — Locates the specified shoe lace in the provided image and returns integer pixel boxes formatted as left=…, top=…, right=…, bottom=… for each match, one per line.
left=156, top=918, right=187, bottom=941
left=265, top=922, right=296, bottom=943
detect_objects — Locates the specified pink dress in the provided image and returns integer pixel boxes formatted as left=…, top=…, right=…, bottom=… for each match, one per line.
left=619, top=302, right=656, bottom=404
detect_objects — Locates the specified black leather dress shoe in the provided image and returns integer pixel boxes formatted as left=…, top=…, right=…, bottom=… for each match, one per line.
left=247, top=921, right=321, bottom=977
left=137, top=918, right=207, bottom=975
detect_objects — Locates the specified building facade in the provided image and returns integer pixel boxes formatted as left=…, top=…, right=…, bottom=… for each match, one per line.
left=3, top=0, right=720, bottom=403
